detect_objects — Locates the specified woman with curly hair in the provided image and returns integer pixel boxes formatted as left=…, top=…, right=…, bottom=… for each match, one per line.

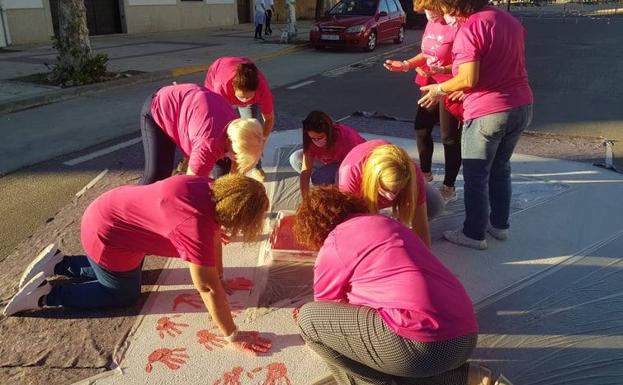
left=338, top=140, right=444, bottom=248
left=4, top=174, right=271, bottom=355
left=293, top=186, right=496, bottom=385
left=139, top=83, right=264, bottom=184
left=417, top=0, right=533, bottom=250
left=289, top=111, right=366, bottom=197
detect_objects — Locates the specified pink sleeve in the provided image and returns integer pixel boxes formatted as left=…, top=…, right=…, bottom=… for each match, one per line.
left=188, top=140, right=219, bottom=176
left=337, top=164, right=360, bottom=195
left=170, top=216, right=216, bottom=266
left=313, top=234, right=349, bottom=302
left=257, top=75, right=274, bottom=115
left=452, top=21, right=487, bottom=65
left=414, top=162, right=427, bottom=206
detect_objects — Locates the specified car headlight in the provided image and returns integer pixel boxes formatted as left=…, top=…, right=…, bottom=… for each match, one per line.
left=311, top=25, right=320, bottom=32
left=345, top=25, right=365, bottom=33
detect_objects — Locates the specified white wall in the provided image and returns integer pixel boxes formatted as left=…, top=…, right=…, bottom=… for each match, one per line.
left=127, top=0, right=176, bottom=5
left=1, top=0, right=43, bottom=9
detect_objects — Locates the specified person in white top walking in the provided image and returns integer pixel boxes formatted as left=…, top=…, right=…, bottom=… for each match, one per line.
left=254, top=0, right=267, bottom=40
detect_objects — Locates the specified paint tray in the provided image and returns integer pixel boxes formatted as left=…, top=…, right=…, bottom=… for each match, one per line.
left=267, top=210, right=318, bottom=263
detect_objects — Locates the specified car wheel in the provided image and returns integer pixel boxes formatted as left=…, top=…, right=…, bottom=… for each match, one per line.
left=365, top=31, right=377, bottom=52
left=394, top=26, right=405, bottom=44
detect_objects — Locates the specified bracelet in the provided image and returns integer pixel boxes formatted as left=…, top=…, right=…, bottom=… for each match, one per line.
left=436, top=84, right=447, bottom=96
left=402, top=60, right=410, bottom=72
left=224, top=328, right=239, bottom=342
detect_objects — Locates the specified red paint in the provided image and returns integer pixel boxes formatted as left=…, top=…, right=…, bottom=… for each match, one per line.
left=213, top=366, right=244, bottom=385
left=225, top=276, right=254, bottom=291
left=144, top=347, right=189, bottom=373
left=197, top=330, right=226, bottom=351
left=156, top=314, right=189, bottom=339
left=263, top=362, right=292, bottom=385
left=172, top=293, right=203, bottom=311
left=270, top=215, right=315, bottom=251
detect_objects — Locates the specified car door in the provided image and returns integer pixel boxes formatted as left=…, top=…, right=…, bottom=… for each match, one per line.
left=386, top=0, right=401, bottom=38
left=376, top=0, right=391, bottom=41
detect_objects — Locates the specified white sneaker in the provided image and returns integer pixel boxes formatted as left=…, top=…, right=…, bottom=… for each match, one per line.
left=3, top=272, right=51, bottom=316
left=19, top=243, right=64, bottom=288
left=443, top=229, right=488, bottom=250
left=487, top=225, right=509, bottom=241
left=439, top=185, right=458, bottom=204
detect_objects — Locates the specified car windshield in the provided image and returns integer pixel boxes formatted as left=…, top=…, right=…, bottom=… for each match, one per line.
left=328, top=0, right=378, bottom=16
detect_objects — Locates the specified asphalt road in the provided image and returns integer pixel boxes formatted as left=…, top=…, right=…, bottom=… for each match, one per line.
left=1, top=17, right=622, bottom=260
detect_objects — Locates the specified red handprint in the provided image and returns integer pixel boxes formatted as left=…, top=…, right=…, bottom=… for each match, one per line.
left=144, top=347, right=189, bottom=373
left=172, top=293, right=203, bottom=311
left=230, top=331, right=272, bottom=355
left=156, top=315, right=189, bottom=339
left=246, top=363, right=292, bottom=385
left=213, top=366, right=244, bottom=385
left=197, top=329, right=226, bottom=351
left=225, top=277, right=254, bottom=291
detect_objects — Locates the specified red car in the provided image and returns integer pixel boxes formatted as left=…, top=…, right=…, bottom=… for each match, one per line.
left=310, top=0, right=406, bottom=52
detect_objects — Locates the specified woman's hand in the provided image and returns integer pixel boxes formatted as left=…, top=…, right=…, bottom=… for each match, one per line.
left=228, top=330, right=272, bottom=355
left=415, top=66, right=430, bottom=78
left=383, top=59, right=408, bottom=72
left=418, top=84, right=445, bottom=109
left=448, top=91, right=466, bottom=101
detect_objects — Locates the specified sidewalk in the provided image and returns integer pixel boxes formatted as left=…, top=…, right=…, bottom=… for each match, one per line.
left=0, top=21, right=313, bottom=114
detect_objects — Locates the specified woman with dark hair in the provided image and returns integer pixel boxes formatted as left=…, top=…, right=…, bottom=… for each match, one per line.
left=289, top=111, right=365, bottom=197
left=205, top=57, right=275, bottom=180
left=418, top=0, right=533, bottom=250
left=384, top=0, right=463, bottom=203
left=293, top=186, right=503, bottom=385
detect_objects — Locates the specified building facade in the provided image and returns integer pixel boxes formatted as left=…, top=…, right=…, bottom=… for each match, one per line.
left=0, top=0, right=245, bottom=46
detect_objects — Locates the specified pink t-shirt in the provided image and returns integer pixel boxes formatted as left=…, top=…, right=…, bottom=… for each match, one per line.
left=314, top=214, right=478, bottom=342
left=452, top=6, right=533, bottom=120
left=305, top=123, right=365, bottom=165
left=338, top=139, right=427, bottom=208
left=81, top=176, right=218, bottom=272
left=151, top=84, right=237, bottom=176
left=204, top=57, right=274, bottom=115
left=420, top=20, right=460, bottom=84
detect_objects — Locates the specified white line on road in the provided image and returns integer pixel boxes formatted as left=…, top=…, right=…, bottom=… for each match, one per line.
left=64, top=137, right=142, bottom=166
left=75, top=169, right=109, bottom=198
left=287, top=80, right=316, bottom=90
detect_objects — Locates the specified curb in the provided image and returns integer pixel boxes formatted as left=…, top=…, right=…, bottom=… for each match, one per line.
left=0, top=42, right=310, bottom=116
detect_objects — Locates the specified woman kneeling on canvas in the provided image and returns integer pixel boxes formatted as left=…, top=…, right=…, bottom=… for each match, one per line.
left=293, top=186, right=500, bottom=385
left=4, top=174, right=271, bottom=354
left=338, top=140, right=444, bottom=248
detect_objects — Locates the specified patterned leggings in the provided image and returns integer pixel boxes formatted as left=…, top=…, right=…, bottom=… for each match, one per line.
left=298, top=302, right=477, bottom=385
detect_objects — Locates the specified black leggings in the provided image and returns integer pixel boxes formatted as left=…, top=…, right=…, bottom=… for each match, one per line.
left=139, top=95, right=176, bottom=185
left=414, top=101, right=462, bottom=187
left=265, top=10, right=273, bottom=35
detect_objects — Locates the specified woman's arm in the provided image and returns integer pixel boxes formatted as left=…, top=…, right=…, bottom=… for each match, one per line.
left=384, top=53, right=426, bottom=72
left=411, top=203, right=432, bottom=249
left=418, top=61, right=480, bottom=108
left=300, top=152, right=314, bottom=197
left=261, top=111, right=275, bottom=139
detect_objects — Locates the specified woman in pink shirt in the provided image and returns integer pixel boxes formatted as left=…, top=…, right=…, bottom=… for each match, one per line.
left=289, top=111, right=365, bottom=197
left=418, top=0, right=533, bottom=250
left=4, top=174, right=272, bottom=355
left=338, top=139, right=445, bottom=248
left=205, top=57, right=275, bottom=181
left=293, top=186, right=496, bottom=385
left=384, top=1, right=463, bottom=203
left=139, top=83, right=264, bottom=185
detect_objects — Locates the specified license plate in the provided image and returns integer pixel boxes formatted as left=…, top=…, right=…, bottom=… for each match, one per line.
left=321, top=34, right=340, bottom=41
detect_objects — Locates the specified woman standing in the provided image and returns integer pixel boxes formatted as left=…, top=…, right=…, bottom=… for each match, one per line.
left=338, top=139, right=445, bottom=248
left=293, top=186, right=496, bottom=385
left=289, top=111, right=365, bottom=197
left=384, top=1, right=463, bottom=203
left=418, top=0, right=533, bottom=250
left=139, top=83, right=264, bottom=184
left=4, top=174, right=272, bottom=354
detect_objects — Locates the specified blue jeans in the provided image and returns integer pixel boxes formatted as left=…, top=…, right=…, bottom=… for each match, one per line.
left=461, top=105, right=533, bottom=240
left=45, top=255, right=143, bottom=309
left=238, top=104, right=263, bottom=169
left=289, top=149, right=339, bottom=185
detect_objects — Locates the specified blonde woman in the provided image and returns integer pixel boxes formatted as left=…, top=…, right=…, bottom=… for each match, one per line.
left=139, top=83, right=264, bottom=184
left=4, top=174, right=272, bottom=354
left=338, top=140, right=444, bottom=248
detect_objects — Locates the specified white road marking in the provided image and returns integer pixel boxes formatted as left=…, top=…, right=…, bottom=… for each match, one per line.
left=336, top=115, right=351, bottom=122
left=64, top=137, right=142, bottom=166
left=287, top=80, right=316, bottom=90
left=75, top=169, right=109, bottom=198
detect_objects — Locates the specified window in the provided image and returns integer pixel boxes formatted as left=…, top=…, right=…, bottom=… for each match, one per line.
left=378, top=0, right=389, bottom=14
left=387, top=0, right=398, bottom=13
left=329, top=0, right=378, bottom=16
